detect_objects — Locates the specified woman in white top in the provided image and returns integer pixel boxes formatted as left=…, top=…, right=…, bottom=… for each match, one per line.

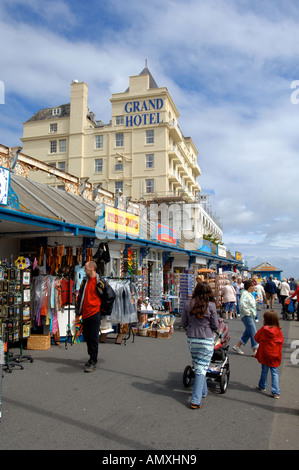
left=280, top=278, right=290, bottom=316
left=221, top=280, right=237, bottom=320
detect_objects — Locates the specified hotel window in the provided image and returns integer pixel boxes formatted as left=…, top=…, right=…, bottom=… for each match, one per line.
left=115, top=163, right=123, bottom=171
left=115, top=181, right=123, bottom=193
left=50, top=141, right=57, bottom=153
left=116, top=115, right=124, bottom=125
left=52, top=108, right=61, bottom=116
left=50, top=123, right=57, bottom=132
left=58, top=161, right=66, bottom=172
left=115, top=133, right=124, bottom=147
left=145, top=179, right=154, bottom=193
left=95, top=135, right=103, bottom=149
left=59, top=139, right=67, bottom=153
left=47, top=162, right=56, bottom=177
left=145, top=154, right=154, bottom=169
left=146, top=130, right=154, bottom=144
left=95, top=158, right=103, bottom=172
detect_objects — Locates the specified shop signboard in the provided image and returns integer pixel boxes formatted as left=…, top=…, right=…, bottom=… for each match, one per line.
left=104, top=206, right=139, bottom=237
left=198, top=239, right=212, bottom=254
left=217, top=245, right=227, bottom=257
left=235, top=251, right=242, bottom=261
left=152, top=223, right=177, bottom=245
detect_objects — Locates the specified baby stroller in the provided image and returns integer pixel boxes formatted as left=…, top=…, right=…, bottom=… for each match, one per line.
left=283, top=297, right=295, bottom=321
left=183, top=318, right=230, bottom=394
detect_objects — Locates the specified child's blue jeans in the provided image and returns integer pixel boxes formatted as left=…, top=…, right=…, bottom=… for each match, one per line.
left=258, top=364, right=280, bottom=395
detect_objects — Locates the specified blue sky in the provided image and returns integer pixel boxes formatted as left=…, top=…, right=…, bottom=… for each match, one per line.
left=1, top=0, right=299, bottom=278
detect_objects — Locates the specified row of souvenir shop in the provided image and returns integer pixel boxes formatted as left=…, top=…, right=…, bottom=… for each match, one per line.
left=0, top=167, right=248, bottom=347
left=0, top=231, right=248, bottom=347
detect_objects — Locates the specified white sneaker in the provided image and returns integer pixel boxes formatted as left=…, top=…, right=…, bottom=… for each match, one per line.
left=233, top=345, right=244, bottom=355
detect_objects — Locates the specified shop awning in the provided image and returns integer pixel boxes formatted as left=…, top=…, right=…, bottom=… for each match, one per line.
left=0, top=173, right=248, bottom=270
left=0, top=173, right=98, bottom=237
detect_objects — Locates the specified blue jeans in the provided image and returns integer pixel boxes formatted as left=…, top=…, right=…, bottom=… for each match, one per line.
left=259, top=364, right=280, bottom=395
left=236, top=294, right=241, bottom=315
left=191, top=373, right=208, bottom=405
left=240, top=315, right=258, bottom=349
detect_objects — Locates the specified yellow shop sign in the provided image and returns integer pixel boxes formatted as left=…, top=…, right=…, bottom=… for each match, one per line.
left=105, top=206, right=139, bottom=236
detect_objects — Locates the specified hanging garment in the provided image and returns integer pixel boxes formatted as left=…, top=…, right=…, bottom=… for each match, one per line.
left=93, top=242, right=111, bottom=264
left=109, top=280, right=138, bottom=324
left=60, top=278, right=75, bottom=305
left=74, top=266, right=86, bottom=291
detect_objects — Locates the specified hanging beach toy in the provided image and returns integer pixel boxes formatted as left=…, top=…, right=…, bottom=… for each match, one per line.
left=15, top=256, right=28, bottom=270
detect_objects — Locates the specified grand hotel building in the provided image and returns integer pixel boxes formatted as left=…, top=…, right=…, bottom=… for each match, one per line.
left=21, top=66, right=222, bottom=243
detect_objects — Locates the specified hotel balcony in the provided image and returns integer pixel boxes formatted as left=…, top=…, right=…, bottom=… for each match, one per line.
left=139, top=190, right=198, bottom=204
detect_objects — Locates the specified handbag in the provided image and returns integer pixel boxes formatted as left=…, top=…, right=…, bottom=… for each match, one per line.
left=288, top=301, right=295, bottom=313
left=284, top=297, right=291, bottom=306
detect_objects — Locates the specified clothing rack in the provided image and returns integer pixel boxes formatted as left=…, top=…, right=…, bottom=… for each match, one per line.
left=32, top=273, right=75, bottom=347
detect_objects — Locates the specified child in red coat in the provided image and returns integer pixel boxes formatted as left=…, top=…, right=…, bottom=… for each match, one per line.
left=254, top=310, right=284, bottom=398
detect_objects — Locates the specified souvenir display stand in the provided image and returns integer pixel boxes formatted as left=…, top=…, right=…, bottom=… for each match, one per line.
left=197, top=268, right=221, bottom=309
left=163, top=273, right=180, bottom=313
left=137, top=308, right=176, bottom=339
left=0, top=262, right=33, bottom=373
left=217, top=272, right=230, bottom=313
left=179, top=272, right=196, bottom=315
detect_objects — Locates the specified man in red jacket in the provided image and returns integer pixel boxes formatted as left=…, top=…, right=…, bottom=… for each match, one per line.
left=77, top=261, right=102, bottom=372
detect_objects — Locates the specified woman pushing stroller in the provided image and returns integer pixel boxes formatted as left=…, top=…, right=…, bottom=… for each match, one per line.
left=181, top=282, right=218, bottom=409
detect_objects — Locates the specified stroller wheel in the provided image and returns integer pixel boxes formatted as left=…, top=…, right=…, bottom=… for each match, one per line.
left=220, top=369, right=229, bottom=394
left=183, top=365, right=194, bottom=387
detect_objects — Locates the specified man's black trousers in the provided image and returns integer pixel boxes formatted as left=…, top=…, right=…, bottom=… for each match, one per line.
left=82, top=311, right=101, bottom=363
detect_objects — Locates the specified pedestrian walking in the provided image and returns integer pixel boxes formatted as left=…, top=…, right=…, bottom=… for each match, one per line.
left=264, top=276, right=277, bottom=309
left=280, top=278, right=290, bottom=317
left=182, top=282, right=218, bottom=409
left=273, top=277, right=281, bottom=303
left=255, top=310, right=284, bottom=399
left=290, top=282, right=299, bottom=321
left=221, top=280, right=236, bottom=320
left=75, top=261, right=115, bottom=372
left=255, top=282, right=266, bottom=311
left=233, top=279, right=259, bottom=356
left=234, top=277, right=244, bottom=316
left=252, top=287, right=260, bottom=322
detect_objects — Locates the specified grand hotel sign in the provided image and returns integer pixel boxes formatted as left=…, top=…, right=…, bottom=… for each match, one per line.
left=124, top=98, right=164, bottom=127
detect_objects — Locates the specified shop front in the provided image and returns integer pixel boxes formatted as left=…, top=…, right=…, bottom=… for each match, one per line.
left=0, top=162, right=248, bottom=361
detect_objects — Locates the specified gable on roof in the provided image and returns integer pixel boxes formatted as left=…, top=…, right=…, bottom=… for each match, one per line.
left=125, top=66, right=159, bottom=92
left=139, top=67, right=158, bottom=88
left=250, top=262, right=282, bottom=272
